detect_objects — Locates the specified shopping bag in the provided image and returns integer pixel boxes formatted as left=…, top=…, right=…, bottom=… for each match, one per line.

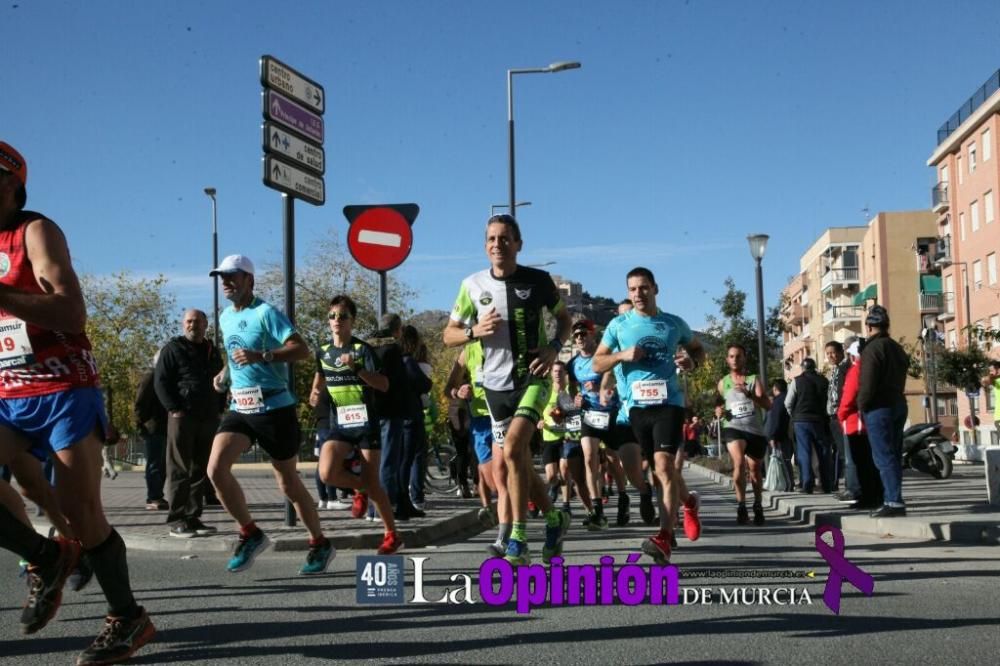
left=763, top=449, right=790, bottom=492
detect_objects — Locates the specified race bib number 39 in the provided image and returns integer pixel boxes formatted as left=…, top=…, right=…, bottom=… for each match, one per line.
left=232, top=386, right=265, bottom=414
left=0, top=318, right=35, bottom=369
left=632, top=380, right=668, bottom=405
left=338, top=404, right=369, bottom=429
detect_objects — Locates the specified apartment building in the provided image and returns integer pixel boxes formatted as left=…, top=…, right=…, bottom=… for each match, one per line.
left=781, top=213, right=954, bottom=430
left=927, top=68, right=1000, bottom=448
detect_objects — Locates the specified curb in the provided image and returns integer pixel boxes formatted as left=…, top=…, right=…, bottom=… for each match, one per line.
left=685, top=462, right=1000, bottom=545
left=32, top=507, right=486, bottom=554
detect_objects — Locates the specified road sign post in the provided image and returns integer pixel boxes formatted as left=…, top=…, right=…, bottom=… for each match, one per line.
left=343, top=204, right=419, bottom=317
left=260, top=55, right=326, bottom=527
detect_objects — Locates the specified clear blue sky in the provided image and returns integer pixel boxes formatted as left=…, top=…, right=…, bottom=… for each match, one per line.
left=6, top=1, right=1000, bottom=329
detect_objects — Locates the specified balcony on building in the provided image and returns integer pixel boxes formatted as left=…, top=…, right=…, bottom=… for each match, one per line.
left=822, top=303, right=865, bottom=326
left=931, top=183, right=949, bottom=215
left=933, top=234, right=952, bottom=266
left=937, top=291, right=956, bottom=322
left=918, top=275, right=943, bottom=313
left=821, top=267, right=860, bottom=292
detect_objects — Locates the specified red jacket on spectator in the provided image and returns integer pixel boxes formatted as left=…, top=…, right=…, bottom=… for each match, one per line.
left=836, top=360, right=863, bottom=435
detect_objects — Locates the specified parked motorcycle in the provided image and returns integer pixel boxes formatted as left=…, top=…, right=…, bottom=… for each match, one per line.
left=901, top=422, right=954, bottom=479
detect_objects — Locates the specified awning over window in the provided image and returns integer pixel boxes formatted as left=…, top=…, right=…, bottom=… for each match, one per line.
left=852, top=283, right=877, bottom=306
left=920, top=274, right=942, bottom=294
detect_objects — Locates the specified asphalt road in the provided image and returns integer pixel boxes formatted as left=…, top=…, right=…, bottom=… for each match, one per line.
left=2, top=476, right=999, bottom=665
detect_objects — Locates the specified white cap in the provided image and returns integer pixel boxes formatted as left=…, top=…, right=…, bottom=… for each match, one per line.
left=846, top=340, right=861, bottom=358
left=209, top=254, right=255, bottom=276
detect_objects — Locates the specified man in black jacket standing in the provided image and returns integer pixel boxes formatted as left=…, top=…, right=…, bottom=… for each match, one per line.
left=785, top=358, right=833, bottom=493
left=369, top=314, right=411, bottom=517
left=765, top=379, right=794, bottom=490
left=155, top=309, right=225, bottom=537
left=858, top=306, right=910, bottom=518
left=135, top=352, right=168, bottom=510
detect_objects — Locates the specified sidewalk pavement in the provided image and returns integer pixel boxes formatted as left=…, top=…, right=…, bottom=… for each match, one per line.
left=28, top=464, right=484, bottom=554
left=687, top=460, right=1000, bottom=545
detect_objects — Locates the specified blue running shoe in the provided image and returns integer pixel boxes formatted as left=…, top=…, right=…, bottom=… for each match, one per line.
left=227, top=531, right=270, bottom=573
left=503, top=539, right=531, bottom=565
left=299, top=540, right=335, bottom=575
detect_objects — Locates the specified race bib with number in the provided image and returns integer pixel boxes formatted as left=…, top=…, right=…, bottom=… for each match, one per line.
left=232, top=386, right=265, bottom=414
left=565, top=414, right=582, bottom=432
left=730, top=400, right=754, bottom=419
left=632, top=380, right=668, bottom=405
left=0, top=317, right=35, bottom=369
left=583, top=410, right=610, bottom=430
left=491, top=417, right=512, bottom=445
left=337, top=404, right=369, bottom=429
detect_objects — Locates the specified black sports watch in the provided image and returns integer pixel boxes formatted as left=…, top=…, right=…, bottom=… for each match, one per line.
left=464, top=327, right=475, bottom=341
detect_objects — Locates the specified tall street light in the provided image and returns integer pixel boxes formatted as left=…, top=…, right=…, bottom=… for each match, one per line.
left=204, top=187, right=219, bottom=346
left=491, top=201, right=532, bottom=216
left=508, top=61, right=581, bottom=220
left=748, top=234, right=770, bottom=388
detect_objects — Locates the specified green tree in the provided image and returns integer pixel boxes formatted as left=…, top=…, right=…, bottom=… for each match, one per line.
left=936, top=346, right=990, bottom=392
left=81, top=272, right=176, bottom=435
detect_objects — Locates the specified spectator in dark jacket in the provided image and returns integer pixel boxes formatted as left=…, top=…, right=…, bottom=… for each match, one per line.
left=765, top=378, right=794, bottom=490
left=837, top=338, right=883, bottom=509
left=368, top=314, right=412, bottom=517
left=785, top=357, right=833, bottom=493
left=154, top=309, right=225, bottom=537
left=858, top=306, right=910, bottom=518
left=398, top=326, right=433, bottom=518
left=135, top=351, right=168, bottom=510
left=826, top=339, right=861, bottom=501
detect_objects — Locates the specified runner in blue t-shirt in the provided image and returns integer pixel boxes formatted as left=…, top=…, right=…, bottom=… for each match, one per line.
left=207, top=255, right=332, bottom=575
left=593, top=267, right=705, bottom=564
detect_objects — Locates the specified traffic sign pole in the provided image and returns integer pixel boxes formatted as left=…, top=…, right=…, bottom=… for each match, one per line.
left=282, top=193, right=296, bottom=528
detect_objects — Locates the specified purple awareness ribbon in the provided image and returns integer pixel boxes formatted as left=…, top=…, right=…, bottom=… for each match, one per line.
left=815, top=525, right=875, bottom=614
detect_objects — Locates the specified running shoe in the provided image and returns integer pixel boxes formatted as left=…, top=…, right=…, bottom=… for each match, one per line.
left=477, top=506, right=499, bottom=528
left=527, top=501, right=540, bottom=518
left=68, top=549, right=94, bottom=593
left=486, top=541, right=507, bottom=558
left=504, top=539, right=531, bottom=565
left=20, top=537, right=80, bottom=635
left=586, top=512, right=608, bottom=531
left=736, top=503, right=749, bottom=525
left=641, top=534, right=672, bottom=565
left=351, top=492, right=369, bottom=519
left=300, top=540, right=335, bottom=575
left=639, top=491, right=656, bottom=525
left=753, top=503, right=765, bottom=526
left=542, top=510, right=570, bottom=563
left=616, top=492, right=631, bottom=526
left=377, top=531, right=404, bottom=555
left=75, top=606, right=156, bottom=665
left=145, top=499, right=168, bottom=511
left=683, top=491, right=702, bottom=541
left=328, top=498, right=352, bottom=511
left=227, top=530, right=270, bottom=573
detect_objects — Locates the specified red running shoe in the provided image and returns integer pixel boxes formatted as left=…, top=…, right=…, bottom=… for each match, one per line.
left=641, top=534, right=672, bottom=564
left=351, top=492, right=369, bottom=519
left=527, top=501, right=539, bottom=518
left=683, top=490, right=702, bottom=542
left=377, top=531, right=404, bottom=555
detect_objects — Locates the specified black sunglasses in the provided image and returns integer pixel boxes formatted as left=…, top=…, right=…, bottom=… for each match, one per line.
left=328, top=312, right=352, bottom=321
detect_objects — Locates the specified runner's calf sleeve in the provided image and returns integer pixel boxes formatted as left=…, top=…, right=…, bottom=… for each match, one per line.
left=0, top=504, right=59, bottom=567
left=87, top=529, right=139, bottom=618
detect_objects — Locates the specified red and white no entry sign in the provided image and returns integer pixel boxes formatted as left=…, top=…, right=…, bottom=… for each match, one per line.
left=343, top=204, right=419, bottom=272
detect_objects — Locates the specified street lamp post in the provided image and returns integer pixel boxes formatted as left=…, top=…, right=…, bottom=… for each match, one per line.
left=491, top=201, right=532, bottom=217
left=204, top=187, right=219, bottom=346
left=748, top=234, right=770, bottom=388
left=507, top=61, right=580, bottom=219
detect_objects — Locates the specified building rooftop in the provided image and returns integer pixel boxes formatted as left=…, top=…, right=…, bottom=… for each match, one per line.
left=936, top=68, right=1000, bottom=146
